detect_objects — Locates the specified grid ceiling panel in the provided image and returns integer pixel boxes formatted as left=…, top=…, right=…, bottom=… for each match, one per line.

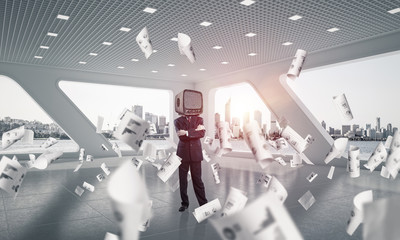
left=1, top=0, right=400, bottom=82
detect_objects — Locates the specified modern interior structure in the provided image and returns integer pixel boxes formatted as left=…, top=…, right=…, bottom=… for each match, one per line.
left=1, top=1, right=400, bottom=239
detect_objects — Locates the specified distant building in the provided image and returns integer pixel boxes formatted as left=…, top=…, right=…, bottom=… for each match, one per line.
left=321, top=120, right=326, bottom=130
left=376, top=117, right=381, bottom=131
left=342, top=125, right=351, bottom=136
left=159, top=116, right=167, bottom=133
left=352, top=124, right=359, bottom=132
left=254, top=110, right=262, bottom=128
left=225, top=98, right=231, bottom=124
left=133, top=105, right=143, bottom=119
left=366, top=123, right=371, bottom=130
left=243, top=112, right=250, bottom=125
left=232, top=125, right=240, bottom=138
left=145, top=112, right=152, bottom=123
left=394, top=127, right=398, bottom=136
left=215, top=113, right=221, bottom=139
left=387, top=123, right=393, bottom=136
left=232, top=117, right=240, bottom=127
left=329, top=127, right=335, bottom=135
left=334, top=129, right=341, bottom=135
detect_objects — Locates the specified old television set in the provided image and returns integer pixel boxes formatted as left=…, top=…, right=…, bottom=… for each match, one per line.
left=175, top=89, right=203, bottom=115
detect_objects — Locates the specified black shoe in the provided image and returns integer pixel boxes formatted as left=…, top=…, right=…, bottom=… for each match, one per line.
left=178, top=205, right=188, bottom=212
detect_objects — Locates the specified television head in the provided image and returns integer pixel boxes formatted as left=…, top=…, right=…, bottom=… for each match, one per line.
left=175, top=89, right=203, bottom=116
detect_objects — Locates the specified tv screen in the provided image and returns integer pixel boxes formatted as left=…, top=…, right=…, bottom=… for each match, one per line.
left=175, top=89, right=203, bottom=115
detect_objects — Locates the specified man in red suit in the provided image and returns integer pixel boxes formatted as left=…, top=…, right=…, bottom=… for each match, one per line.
left=174, top=115, right=208, bottom=212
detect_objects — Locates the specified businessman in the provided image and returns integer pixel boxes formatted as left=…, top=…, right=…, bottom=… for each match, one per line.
left=174, top=115, right=208, bottom=212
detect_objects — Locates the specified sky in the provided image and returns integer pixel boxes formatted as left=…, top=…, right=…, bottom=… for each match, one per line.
left=1, top=49, right=400, bottom=131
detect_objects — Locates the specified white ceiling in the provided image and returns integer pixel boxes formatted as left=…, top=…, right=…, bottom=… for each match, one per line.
left=1, top=0, right=400, bottom=82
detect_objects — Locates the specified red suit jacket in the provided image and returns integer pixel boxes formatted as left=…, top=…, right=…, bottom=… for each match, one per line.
left=174, top=116, right=205, bottom=162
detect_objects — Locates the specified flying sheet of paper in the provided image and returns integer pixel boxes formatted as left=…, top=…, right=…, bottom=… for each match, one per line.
left=211, top=163, right=221, bottom=184
left=107, top=160, right=151, bottom=240
left=2, top=126, right=25, bottom=149
left=275, top=138, right=289, bottom=151
left=86, top=155, right=93, bottom=162
left=75, top=186, right=84, bottom=196
left=104, top=232, right=119, bottom=240
left=101, top=163, right=111, bottom=176
left=21, top=129, right=34, bottom=144
left=380, top=166, right=390, bottom=178
left=40, top=137, right=58, bottom=148
left=142, top=142, right=157, bottom=161
left=79, top=148, right=85, bottom=161
left=101, top=144, right=109, bottom=151
left=385, top=136, right=393, bottom=149
left=324, top=137, right=349, bottom=164
left=132, top=157, right=143, bottom=170
left=274, top=157, right=287, bottom=166
left=210, top=192, right=303, bottom=240
left=83, top=181, right=95, bottom=192
left=0, top=156, right=27, bottom=199
left=217, top=121, right=233, bottom=157
left=97, top=173, right=106, bottom=182
left=114, top=110, right=149, bottom=151
left=346, top=190, right=373, bottom=236
left=287, top=49, right=307, bottom=80
left=138, top=200, right=153, bottom=232
left=157, top=149, right=168, bottom=160
left=243, top=121, right=275, bottom=169
left=178, top=33, right=196, bottom=63
left=281, top=126, right=312, bottom=154
left=204, top=136, right=213, bottom=145
left=298, top=190, right=316, bottom=211
left=306, top=172, right=318, bottom=182
left=385, top=149, right=400, bottom=179
left=291, top=153, right=302, bottom=167
left=97, top=116, right=104, bottom=133
left=333, top=93, right=353, bottom=122
left=389, top=129, right=400, bottom=153
left=257, top=174, right=288, bottom=204
left=151, top=163, right=162, bottom=170
left=327, top=166, right=335, bottom=179
left=193, top=198, right=222, bottom=223
left=136, top=27, right=153, bottom=59
left=363, top=195, right=400, bottom=240
left=73, top=163, right=83, bottom=172
left=111, top=143, right=122, bottom=158
left=157, top=152, right=182, bottom=183
left=32, top=150, right=63, bottom=169
left=220, top=187, right=248, bottom=217
left=364, top=142, right=387, bottom=172
left=202, top=149, right=212, bottom=162
left=348, top=145, right=360, bottom=178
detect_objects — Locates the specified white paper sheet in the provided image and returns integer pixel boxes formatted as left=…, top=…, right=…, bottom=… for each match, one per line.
left=274, top=157, right=287, bottom=166
left=275, top=138, right=289, bottom=151
left=380, top=166, right=390, bottom=179
left=384, top=136, right=393, bottom=149
left=112, top=143, right=122, bottom=158
left=364, top=142, right=387, bottom=172
left=327, top=166, right=335, bottom=179
left=287, top=49, right=307, bottom=80
left=258, top=174, right=288, bottom=204
left=202, top=149, right=212, bottom=162
left=83, top=181, right=95, bottom=192
left=107, top=160, right=151, bottom=240
left=220, top=187, right=248, bottom=217
left=101, top=144, right=109, bottom=151
left=290, top=153, right=302, bottom=167
left=142, top=141, right=157, bottom=161
left=281, top=126, right=312, bottom=153
left=138, top=200, right=153, bottom=232
left=306, top=172, right=318, bottom=182
left=104, top=232, right=119, bottom=240
left=178, top=33, right=196, bottom=63
left=132, top=157, right=143, bottom=170
left=86, top=155, right=93, bottom=162
left=2, top=126, right=25, bottom=149
left=193, top=198, right=222, bottom=223
left=348, top=145, right=360, bottom=178
left=385, top=148, right=400, bottom=179
left=217, top=121, right=233, bottom=156
left=157, top=149, right=168, bottom=160
left=389, top=129, right=400, bottom=153
left=32, top=150, right=63, bottom=169
left=210, top=192, right=303, bottom=240
left=204, top=136, right=213, bottom=145
left=21, top=129, right=34, bottom=144
left=75, top=186, right=84, bottom=196
left=97, top=116, right=104, bottom=133
left=136, top=27, right=153, bottom=59
left=79, top=148, right=85, bottom=161
left=114, top=110, right=149, bottom=151
left=40, top=137, right=58, bottom=148
left=333, top=93, right=353, bottom=121
left=346, top=190, right=373, bottom=235
left=0, top=156, right=27, bottom=199
left=157, top=152, right=181, bottom=183
left=324, top=137, right=349, bottom=164
left=243, top=121, right=275, bottom=169
left=211, top=163, right=221, bottom=184
left=73, top=163, right=83, bottom=172
left=101, top=163, right=111, bottom=176
left=298, top=190, right=316, bottom=211
left=97, top=173, right=106, bottom=182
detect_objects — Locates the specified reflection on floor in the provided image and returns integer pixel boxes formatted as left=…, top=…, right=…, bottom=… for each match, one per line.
left=0, top=155, right=399, bottom=240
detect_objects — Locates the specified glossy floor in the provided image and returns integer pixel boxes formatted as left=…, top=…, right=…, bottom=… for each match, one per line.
left=0, top=156, right=398, bottom=240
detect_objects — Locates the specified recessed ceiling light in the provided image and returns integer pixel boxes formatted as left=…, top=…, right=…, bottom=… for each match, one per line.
left=168, top=64, right=175, bottom=67
left=131, top=58, right=139, bottom=62
left=289, top=15, right=302, bottom=20
left=248, top=53, right=257, bottom=56
left=151, top=70, right=158, bottom=73
left=153, top=50, right=158, bottom=53
left=213, top=46, right=222, bottom=50
left=117, top=66, right=125, bottom=69
left=143, top=7, right=157, bottom=14
left=47, top=32, right=58, bottom=37
left=221, top=61, right=229, bottom=64
left=40, top=45, right=49, bottom=49
left=282, top=42, right=293, bottom=46
left=170, top=37, right=178, bottom=41
left=119, top=27, right=131, bottom=32
left=181, top=74, right=187, bottom=77
left=199, top=68, right=206, bottom=71
left=102, top=41, right=112, bottom=46
left=89, top=53, right=98, bottom=56
left=388, top=8, right=400, bottom=14
left=200, top=21, right=212, bottom=27
left=240, top=0, right=255, bottom=6
left=327, top=27, right=340, bottom=32
left=57, top=14, right=70, bottom=20
left=34, top=56, right=43, bottom=59
left=78, top=61, right=87, bottom=64
left=245, top=32, right=256, bottom=37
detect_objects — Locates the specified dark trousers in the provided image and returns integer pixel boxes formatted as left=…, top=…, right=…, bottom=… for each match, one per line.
left=179, top=161, right=208, bottom=207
